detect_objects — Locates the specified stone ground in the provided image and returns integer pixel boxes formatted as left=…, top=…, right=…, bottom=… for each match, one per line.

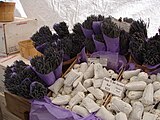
left=0, top=67, right=5, bottom=120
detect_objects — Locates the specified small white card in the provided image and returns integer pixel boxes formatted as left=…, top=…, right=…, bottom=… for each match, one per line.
left=88, top=57, right=107, bottom=66
left=100, top=77, right=125, bottom=97
left=88, top=58, right=99, bottom=64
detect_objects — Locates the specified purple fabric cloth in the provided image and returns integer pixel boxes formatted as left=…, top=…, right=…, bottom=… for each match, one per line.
left=31, top=67, right=55, bottom=87
left=81, top=26, right=94, bottom=39
left=36, top=43, right=46, bottom=54
left=117, top=55, right=127, bottom=72
left=149, top=67, right=160, bottom=75
left=92, top=35, right=106, bottom=51
left=30, top=96, right=100, bottom=120
left=77, top=47, right=87, bottom=63
left=91, top=51, right=119, bottom=71
left=143, top=64, right=160, bottom=75
left=54, top=62, right=62, bottom=79
left=90, top=51, right=128, bottom=72
left=92, top=21, right=102, bottom=34
left=125, top=63, right=136, bottom=71
left=103, top=34, right=119, bottom=53
left=143, top=63, right=160, bottom=69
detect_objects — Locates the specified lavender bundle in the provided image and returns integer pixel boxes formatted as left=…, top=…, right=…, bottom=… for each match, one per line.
left=29, top=82, right=47, bottom=99
left=94, top=34, right=105, bottom=43
left=82, top=15, right=104, bottom=29
left=53, top=22, right=69, bottom=38
left=102, top=17, right=121, bottom=38
left=31, top=43, right=63, bottom=74
left=123, top=17, right=134, bottom=23
left=129, top=19, right=148, bottom=38
left=119, top=30, right=130, bottom=55
left=31, top=26, right=57, bottom=47
left=84, top=38, right=96, bottom=53
left=72, top=23, right=84, bottom=36
left=144, top=33, right=160, bottom=65
left=4, top=60, right=47, bottom=99
left=129, top=32, right=146, bottom=64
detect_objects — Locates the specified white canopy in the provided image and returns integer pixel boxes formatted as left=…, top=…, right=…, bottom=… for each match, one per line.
left=2, top=0, right=160, bottom=37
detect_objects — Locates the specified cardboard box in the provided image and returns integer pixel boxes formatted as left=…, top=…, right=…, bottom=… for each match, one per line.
left=111, top=17, right=131, bottom=32
left=0, top=17, right=38, bottom=56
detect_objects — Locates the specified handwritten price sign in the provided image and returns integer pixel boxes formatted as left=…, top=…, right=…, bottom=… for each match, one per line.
left=101, top=77, right=125, bottom=97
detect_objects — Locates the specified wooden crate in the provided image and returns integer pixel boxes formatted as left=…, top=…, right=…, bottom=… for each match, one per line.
left=4, top=91, right=30, bottom=120
left=0, top=92, right=21, bottom=120
left=4, top=56, right=78, bottom=120
left=18, top=40, right=41, bottom=60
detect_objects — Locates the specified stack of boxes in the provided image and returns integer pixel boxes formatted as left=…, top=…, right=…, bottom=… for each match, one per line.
left=0, top=17, right=38, bottom=120
left=0, top=17, right=38, bottom=56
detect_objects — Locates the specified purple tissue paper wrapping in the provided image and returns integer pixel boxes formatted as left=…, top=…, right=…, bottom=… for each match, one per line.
left=91, top=51, right=119, bottom=71
left=36, top=43, right=47, bottom=54
left=30, top=96, right=101, bottom=120
left=103, top=34, right=119, bottom=53
left=92, top=21, right=102, bottom=34
left=32, top=67, right=56, bottom=86
left=77, top=47, right=87, bottom=63
left=92, top=35, right=106, bottom=52
left=54, top=62, right=63, bottom=79
left=81, top=26, right=94, bottom=39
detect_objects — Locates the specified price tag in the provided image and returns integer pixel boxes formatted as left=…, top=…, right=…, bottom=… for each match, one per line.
left=88, top=57, right=107, bottom=66
left=100, top=77, right=125, bottom=97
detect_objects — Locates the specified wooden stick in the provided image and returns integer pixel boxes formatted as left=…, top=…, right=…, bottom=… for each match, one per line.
left=62, top=57, right=78, bottom=78
left=101, top=93, right=109, bottom=106
left=104, top=94, right=112, bottom=106
left=63, top=56, right=76, bottom=66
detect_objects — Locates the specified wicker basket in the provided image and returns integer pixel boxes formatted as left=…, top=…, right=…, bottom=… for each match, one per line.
left=0, top=2, right=15, bottom=22
left=18, top=40, right=42, bottom=59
